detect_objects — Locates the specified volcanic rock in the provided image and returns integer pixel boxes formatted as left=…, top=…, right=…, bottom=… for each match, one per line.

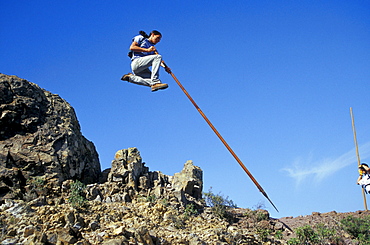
left=0, top=74, right=101, bottom=202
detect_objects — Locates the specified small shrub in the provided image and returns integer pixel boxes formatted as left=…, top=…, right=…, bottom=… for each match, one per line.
left=257, top=210, right=269, bottom=221
left=69, top=180, right=87, bottom=208
left=341, top=215, right=370, bottom=244
left=26, top=176, right=46, bottom=199
left=287, top=237, right=300, bottom=245
left=315, top=223, right=341, bottom=244
left=275, top=230, right=283, bottom=240
left=184, top=203, right=198, bottom=218
left=203, top=187, right=237, bottom=221
left=167, top=203, right=199, bottom=229
left=245, top=209, right=269, bottom=223
left=146, top=195, right=156, bottom=203
left=167, top=214, right=186, bottom=229
left=28, top=177, right=45, bottom=188
left=295, top=225, right=318, bottom=244
left=257, top=227, right=272, bottom=241
left=287, top=223, right=343, bottom=245
left=161, top=198, right=169, bottom=207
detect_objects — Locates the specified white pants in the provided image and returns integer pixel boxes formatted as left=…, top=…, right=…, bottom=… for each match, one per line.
left=129, top=54, right=162, bottom=86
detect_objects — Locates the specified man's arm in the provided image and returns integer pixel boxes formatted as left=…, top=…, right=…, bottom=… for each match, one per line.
left=357, top=175, right=362, bottom=184
left=129, top=41, right=156, bottom=53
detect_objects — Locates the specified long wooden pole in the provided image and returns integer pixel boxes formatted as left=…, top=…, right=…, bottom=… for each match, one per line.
left=350, top=107, right=368, bottom=211
left=160, top=57, right=279, bottom=212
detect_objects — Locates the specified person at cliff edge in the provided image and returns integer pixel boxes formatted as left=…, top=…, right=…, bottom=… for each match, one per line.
left=121, top=30, right=171, bottom=92
left=357, top=163, right=370, bottom=193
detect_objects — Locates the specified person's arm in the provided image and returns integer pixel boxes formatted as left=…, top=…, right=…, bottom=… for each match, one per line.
left=129, top=41, right=156, bottom=53
left=357, top=175, right=363, bottom=185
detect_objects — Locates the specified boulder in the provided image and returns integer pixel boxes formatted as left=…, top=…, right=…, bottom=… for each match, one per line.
left=0, top=74, right=101, bottom=202
left=172, top=160, right=203, bottom=204
left=107, top=147, right=148, bottom=185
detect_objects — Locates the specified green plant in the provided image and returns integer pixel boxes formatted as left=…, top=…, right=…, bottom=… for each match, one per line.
left=146, top=195, right=156, bottom=203
left=257, top=227, right=272, bottom=241
left=28, top=176, right=45, bottom=187
left=287, top=223, right=342, bottom=245
left=169, top=214, right=186, bottom=229
left=27, top=176, right=46, bottom=195
left=287, top=237, right=300, bottom=245
left=315, top=223, right=340, bottom=244
left=287, top=225, right=318, bottom=245
left=203, top=188, right=237, bottom=221
left=69, top=180, right=87, bottom=208
left=244, top=209, right=269, bottom=223
left=161, top=198, right=169, bottom=207
left=257, top=210, right=269, bottom=221
left=341, top=215, right=370, bottom=244
left=275, top=230, right=283, bottom=240
left=297, top=225, right=318, bottom=244
left=184, top=203, right=198, bottom=218
left=166, top=203, right=198, bottom=229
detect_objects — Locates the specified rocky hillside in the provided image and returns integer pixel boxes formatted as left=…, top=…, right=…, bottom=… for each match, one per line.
left=0, top=74, right=100, bottom=192
left=1, top=74, right=369, bottom=245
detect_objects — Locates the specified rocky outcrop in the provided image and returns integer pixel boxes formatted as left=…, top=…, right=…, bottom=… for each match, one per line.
left=0, top=145, right=226, bottom=245
left=0, top=145, right=267, bottom=245
left=86, top=148, right=204, bottom=207
left=0, top=74, right=101, bottom=202
left=172, top=159, right=203, bottom=204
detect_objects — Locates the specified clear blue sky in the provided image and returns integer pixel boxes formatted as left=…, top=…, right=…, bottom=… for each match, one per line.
left=1, top=0, right=370, bottom=218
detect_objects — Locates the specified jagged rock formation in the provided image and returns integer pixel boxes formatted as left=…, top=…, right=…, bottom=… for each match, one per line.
left=86, top=147, right=204, bottom=207
left=0, top=74, right=101, bottom=202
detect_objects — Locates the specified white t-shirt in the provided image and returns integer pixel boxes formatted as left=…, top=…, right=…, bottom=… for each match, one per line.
left=359, top=174, right=370, bottom=192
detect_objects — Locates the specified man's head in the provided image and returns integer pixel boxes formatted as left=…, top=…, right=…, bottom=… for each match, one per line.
left=148, top=30, right=162, bottom=44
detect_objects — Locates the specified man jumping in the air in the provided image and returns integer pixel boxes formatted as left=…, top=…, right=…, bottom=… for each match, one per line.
left=121, top=30, right=171, bottom=92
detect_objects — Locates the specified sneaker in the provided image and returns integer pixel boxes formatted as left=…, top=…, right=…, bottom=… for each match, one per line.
left=151, top=83, right=168, bottom=92
left=121, top=73, right=132, bottom=82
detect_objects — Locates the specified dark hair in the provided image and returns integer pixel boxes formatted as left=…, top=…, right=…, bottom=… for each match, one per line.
left=151, top=30, right=162, bottom=37
left=139, top=30, right=162, bottom=39
left=361, top=163, right=369, bottom=167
